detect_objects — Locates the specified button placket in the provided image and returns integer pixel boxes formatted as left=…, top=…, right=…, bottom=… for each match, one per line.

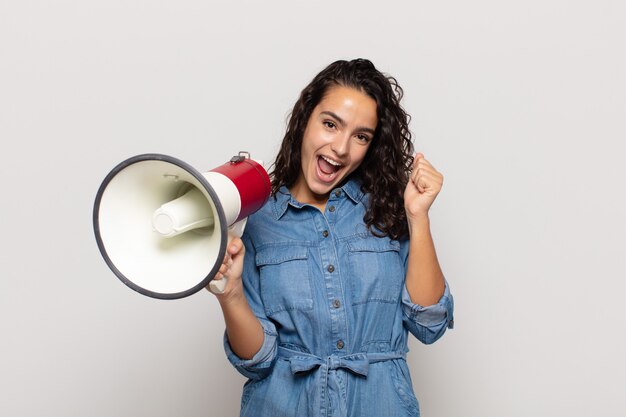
left=314, top=209, right=348, bottom=356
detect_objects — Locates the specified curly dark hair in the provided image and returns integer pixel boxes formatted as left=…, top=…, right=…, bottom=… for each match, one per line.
left=270, top=59, right=414, bottom=240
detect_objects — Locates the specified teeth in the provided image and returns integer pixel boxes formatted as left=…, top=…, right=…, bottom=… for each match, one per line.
left=321, top=155, right=342, bottom=167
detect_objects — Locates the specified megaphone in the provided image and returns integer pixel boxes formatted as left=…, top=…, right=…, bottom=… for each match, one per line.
left=93, top=152, right=270, bottom=299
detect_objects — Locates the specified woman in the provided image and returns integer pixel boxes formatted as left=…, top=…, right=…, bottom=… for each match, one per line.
left=209, top=59, right=454, bottom=417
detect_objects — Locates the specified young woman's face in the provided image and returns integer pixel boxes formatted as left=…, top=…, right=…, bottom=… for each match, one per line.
left=290, top=85, right=378, bottom=208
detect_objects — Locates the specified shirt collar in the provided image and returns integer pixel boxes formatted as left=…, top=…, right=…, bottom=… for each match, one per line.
left=270, top=177, right=365, bottom=220
left=341, top=178, right=365, bottom=204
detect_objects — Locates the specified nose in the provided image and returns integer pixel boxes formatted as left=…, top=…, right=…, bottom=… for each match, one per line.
left=330, top=133, right=350, bottom=157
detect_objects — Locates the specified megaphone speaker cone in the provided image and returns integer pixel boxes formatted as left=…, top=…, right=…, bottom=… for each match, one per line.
left=93, top=154, right=228, bottom=299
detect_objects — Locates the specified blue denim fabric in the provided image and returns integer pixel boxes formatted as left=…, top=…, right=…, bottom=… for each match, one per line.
left=224, top=179, right=454, bottom=417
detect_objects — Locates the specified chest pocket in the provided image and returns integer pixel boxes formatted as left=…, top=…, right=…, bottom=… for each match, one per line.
left=256, top=245, right=314, bottom=316
left=347, top=237, right=404, bottom=305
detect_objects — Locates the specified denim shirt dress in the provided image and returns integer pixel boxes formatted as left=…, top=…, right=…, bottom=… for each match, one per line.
left=224, top=179, right=454, bottom=417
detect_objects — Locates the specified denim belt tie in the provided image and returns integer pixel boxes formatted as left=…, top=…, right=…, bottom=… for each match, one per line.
left=277, top=346, right=407, bottom=417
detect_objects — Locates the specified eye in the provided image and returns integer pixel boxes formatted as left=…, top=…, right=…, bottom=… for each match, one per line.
left=356, top=134, right=371, bottom=143
left=323, top=120, right=337, bottom=129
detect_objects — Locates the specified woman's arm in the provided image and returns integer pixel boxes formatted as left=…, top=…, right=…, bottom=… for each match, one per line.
left=403, top=153, right=446, bottom=306
left=209, top=237, right=264, bottom=360
left=405, top=215, right=445, bottom=306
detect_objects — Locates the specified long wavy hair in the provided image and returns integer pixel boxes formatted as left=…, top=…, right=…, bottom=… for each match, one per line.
left=271, top=59, right=414, bottom=240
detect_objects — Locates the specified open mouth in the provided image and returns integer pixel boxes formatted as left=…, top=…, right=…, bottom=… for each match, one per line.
left=316, top=155, right=343, bottom=182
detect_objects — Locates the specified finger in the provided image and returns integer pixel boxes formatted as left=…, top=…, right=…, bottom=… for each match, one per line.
left=412, top=167, right=436, bottom=186
left=416, top=159, right=434, bottom=171
left=219, top=255, right=234, bottom=271
left=413, top=172, right=443, bottom=193
left=411, top=168, right=436, bottom=185
left=227, top=237, right=244, bottom=256
left=412, top=159, right=441, bottom=177
left=415, top=157, right=441, bottom=174
left=412, top=166, right=443, bottom=184
left=221, top=249, right=234, bottom=265
left=413, top=154, right=443, bottom=177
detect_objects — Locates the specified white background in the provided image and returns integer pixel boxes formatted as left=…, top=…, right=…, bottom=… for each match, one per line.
left=1, top=1, right=625, bottom=416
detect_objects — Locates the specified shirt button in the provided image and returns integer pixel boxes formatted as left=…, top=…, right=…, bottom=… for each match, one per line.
left=322, top=230, right=329, bottom=238
left=327, top=264, right=335, bottom=273
left=336, top=340, right=344, bottom=349
left=334, top=190, right=341, bottom=197
left=328, top=205, right=336, bottom=212
left=332, top=299, right=341, bottom=308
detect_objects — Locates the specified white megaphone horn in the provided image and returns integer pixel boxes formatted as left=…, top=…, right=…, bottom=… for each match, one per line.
left=93, top=152, right=271, bottom=299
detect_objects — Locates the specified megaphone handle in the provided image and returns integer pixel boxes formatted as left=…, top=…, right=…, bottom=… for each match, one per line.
left=209, top=218, right=249, bottom=294
left=209, top=279, right=227, bottom=294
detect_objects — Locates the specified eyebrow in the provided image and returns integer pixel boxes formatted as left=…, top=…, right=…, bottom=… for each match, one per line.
left=320, top=111, right=376, bottom=135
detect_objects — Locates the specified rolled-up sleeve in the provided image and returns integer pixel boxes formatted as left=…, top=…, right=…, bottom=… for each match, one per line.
left=224, top=318, right=277, bottom=380
left=223, top=232, right=278, bottom=380
left=402, top=280, right=454, bottom=344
